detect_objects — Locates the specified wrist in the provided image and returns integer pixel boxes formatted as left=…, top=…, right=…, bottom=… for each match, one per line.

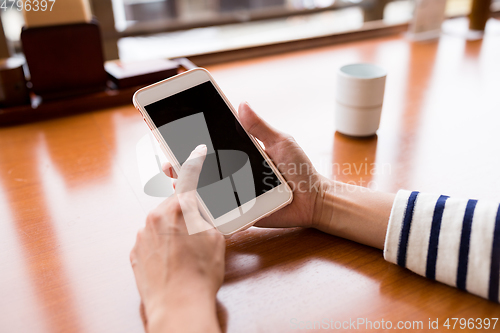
left=146, top=279, right=219, bottom=333
left=311, top=177, right=340, bottom=231
left=312, top=179, right=395, bottom=249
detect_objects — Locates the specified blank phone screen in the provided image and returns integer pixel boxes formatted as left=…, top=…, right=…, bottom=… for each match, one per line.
left=144, top=81, right=280, bottom=219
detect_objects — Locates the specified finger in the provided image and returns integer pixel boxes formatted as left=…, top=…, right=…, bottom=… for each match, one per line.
left=172, top=179, right=177, bottom=190
left=139, top=302, right=148, bottom=331
left=161, top=162, right=178, bottom=179
left=175, top=145, right=207, bottom=222
left=238, top=101, right=283, bottom=147
left=176, top=144, right=207, bottom=195
left=175, top=145, right=208, bottom=231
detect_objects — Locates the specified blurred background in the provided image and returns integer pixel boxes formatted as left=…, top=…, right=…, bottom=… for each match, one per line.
left=1, top=0, right=500, bottom=62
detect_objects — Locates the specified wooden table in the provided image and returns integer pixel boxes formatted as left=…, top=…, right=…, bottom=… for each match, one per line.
left=1, top=31, right=500, bottom=333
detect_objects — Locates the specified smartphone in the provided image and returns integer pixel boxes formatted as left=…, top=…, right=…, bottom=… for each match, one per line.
left=133, top=68, right=292, bottom=235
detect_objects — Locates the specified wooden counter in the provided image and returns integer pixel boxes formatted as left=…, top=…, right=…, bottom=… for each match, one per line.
left=1, top=32, right=499, bottom=332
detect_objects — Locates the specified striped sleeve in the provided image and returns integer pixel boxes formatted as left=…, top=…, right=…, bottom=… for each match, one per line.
left=383, top=190, right=500, bottom=302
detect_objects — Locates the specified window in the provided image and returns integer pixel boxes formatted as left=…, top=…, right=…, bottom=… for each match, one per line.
left=1, top=0, right=499, bottom=61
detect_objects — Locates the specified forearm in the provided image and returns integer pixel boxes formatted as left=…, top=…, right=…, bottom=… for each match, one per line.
left=313, top=179, right=395, bottom=250
left=147, top=281, right=221, bottom=333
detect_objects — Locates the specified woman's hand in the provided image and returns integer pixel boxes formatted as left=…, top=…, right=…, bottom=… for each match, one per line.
left=130, top=145, right=225, bottom=333
left=237, top=102, right=333, bottom=229
left=160, top=102, right=395, bottom=249
left=162, top=102, right=332, bottom=230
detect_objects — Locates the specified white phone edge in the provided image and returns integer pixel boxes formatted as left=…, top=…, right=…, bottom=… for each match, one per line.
left=132, top=68, right=293, bottom=235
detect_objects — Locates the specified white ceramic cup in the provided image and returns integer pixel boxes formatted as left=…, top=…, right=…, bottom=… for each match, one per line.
left=335, top=63, right=387, bottom=137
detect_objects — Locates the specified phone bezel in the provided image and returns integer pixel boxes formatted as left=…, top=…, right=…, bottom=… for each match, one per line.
left=132, top=68, right=293, bottom=235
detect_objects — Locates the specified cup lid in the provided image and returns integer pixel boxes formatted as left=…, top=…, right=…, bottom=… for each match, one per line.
left=339, top=63, right=387, bottom=79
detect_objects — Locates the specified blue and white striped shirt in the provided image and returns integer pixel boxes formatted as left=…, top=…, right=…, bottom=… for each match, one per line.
left=384, top=190, right=500, bottom=303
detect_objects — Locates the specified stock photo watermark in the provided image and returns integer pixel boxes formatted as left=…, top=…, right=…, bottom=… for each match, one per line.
left=136, top=107, right=392, bottom=235
left=136, top=128, right=394, bottom=235
left=1, top=0, right=56, bottom=12
left=289, top=317, right=498, bottom=330
left=263, top=159, right=392, bottom=194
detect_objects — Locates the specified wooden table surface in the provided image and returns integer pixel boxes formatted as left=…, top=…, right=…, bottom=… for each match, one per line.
left=1, top=32, right=500, bottom=333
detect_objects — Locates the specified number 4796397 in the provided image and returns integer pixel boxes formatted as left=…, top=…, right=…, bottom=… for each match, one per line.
left=0, top=0, right=56, bottom=12
left=443, top=318, right=498, bottom=330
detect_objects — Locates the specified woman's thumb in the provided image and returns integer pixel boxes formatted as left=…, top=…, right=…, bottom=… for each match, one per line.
left=238, top=102, right=281, bottom=147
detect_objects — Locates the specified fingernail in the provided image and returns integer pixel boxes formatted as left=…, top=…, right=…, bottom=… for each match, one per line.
left=195, top=144, right=207, bottom=152
left=245, top=101, right=251, bottom=108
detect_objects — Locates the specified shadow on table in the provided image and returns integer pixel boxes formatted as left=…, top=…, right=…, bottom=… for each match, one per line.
left=223, top=227, right=383, bottom=284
